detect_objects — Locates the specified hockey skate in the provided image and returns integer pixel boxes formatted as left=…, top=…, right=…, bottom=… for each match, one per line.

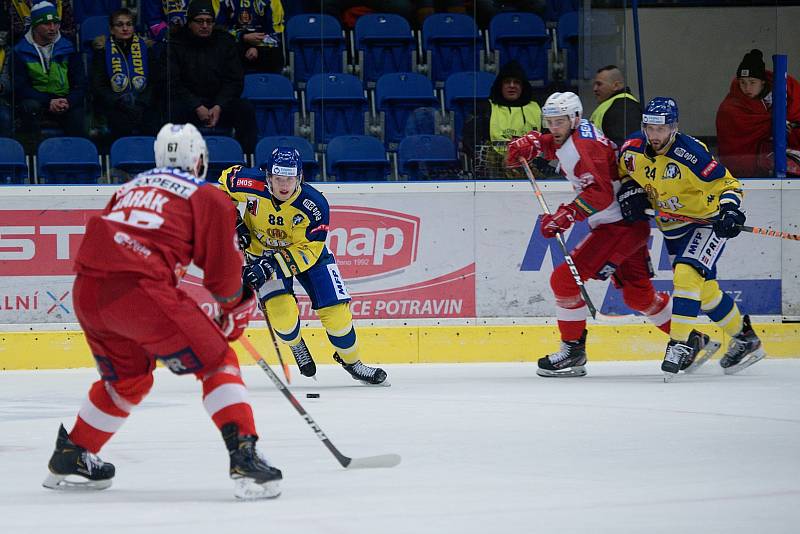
left=537, top=330, right=587, bottom=377
left=290, top=338, right=317, bottom=378
left=333, top=352, right=388, bottom=385
left=720, top=315, right=766, bottom=375
left=661, top=339, right=694, bottom=382
left=222, top=423, right=282, bottom=500
left=42, top=424, right=115, bottom=491
left=681, top=329, right=722, bottom=374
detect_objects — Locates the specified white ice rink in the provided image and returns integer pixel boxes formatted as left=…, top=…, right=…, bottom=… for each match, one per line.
left=2, top=359, right=800, bottom=534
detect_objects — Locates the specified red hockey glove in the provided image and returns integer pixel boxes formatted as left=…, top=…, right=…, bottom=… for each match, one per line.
left=506, top=131, right=544, bottom=168
left=540, top=203, right=582, bottom=238
left=217, top=286, right=257, bottom=341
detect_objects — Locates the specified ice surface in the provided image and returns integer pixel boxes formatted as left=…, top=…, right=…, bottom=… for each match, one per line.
left=2, top=360, right=799, bottom=534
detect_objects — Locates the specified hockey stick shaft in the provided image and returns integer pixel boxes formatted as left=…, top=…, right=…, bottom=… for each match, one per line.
left=520, top=158, right=599, bottom=319
left=645, top=209, right=800, bottom=241
left=238, top=335, right=401, bottom=470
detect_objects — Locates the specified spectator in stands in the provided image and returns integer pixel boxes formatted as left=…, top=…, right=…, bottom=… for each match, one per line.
left=13, top=1, right=86, bottom=147
left=168, top=0, right=258, bottom=154
left=141, top=0, right=189, bottom=41
left=216, top=0, right=285, bottom=74
left=9, top=0, right=76, bottom=42
left=716, top=49, right=800, bottom=177
left=73, top=0, right=121, bottom=24
left=0, top=30, right=12, bottom=137
left=91, top=8, right=159, bottom=143
left=322, top=1, right=416, bottom=29
left=473, top=1, right=546, bottom=29
left=461, top=60, right=541, bottom=178
left=589, top=65, right=641, bottom=147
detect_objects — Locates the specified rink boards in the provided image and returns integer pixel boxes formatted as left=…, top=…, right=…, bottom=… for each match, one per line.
left=0, top=180, right=798, bottom=369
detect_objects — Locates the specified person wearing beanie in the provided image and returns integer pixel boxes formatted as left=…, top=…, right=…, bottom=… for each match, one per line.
left=9, top=0, right=76, bottom=42
left=12, top=0, right=87, bottom=149
left=716, top=49, right=800, bottom=176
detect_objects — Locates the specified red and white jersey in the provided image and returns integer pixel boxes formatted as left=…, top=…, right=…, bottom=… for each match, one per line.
left=74, top=167, right=244, bottom=308
left=540, top=119, right=622, bottom=228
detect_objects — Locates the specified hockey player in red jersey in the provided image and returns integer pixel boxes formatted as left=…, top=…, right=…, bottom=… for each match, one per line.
left=507, top=92, right=712, bottom=377
left=42, top=123, right=282, bottom=500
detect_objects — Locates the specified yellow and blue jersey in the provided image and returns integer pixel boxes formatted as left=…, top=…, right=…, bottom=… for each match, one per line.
left=218, top=165, right=331, bottom=278
left=618, top=132, right=743, bottom=239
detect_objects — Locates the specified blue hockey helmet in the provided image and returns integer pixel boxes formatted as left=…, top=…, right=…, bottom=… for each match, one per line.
left=264, top=146, right=303, bottom=195
left=642, top=97, right=679, bottom=126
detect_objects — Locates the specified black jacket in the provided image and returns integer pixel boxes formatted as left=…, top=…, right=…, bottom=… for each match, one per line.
left=168, top=26, right=244, bottom=110
left=91, top=36, right=155, bottom=113
left=600, top=88, right=642, bottom=147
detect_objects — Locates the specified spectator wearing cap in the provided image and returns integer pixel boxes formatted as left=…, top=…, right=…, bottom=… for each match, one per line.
left=91, top=8, right=160, bottom=143
left=168, top=0, right=258, bottom=154
left=216, top=0, right=285, bottom=74
left=13, top=1, right=86, bottom=147
left=589, top=65, right=641, bottom=147
left=716, top=49, right=800, bottom=177
left=9, top=0, right=76, bottom=42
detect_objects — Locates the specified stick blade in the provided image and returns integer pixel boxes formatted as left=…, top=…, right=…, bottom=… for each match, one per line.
left=345, top=453, right=402, bottom=470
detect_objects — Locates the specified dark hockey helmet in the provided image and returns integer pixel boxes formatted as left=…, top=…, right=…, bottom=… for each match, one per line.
left=264, top=147, right=303, bottom=196
left=642, top=96, right=679, bottom=148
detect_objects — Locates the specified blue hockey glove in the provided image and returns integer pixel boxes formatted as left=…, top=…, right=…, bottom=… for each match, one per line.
left=713, top=203, right=746, bottom=239
left=616, top=179, right=650, bottom=222
left=243, top=254, right=278, bottom=289
left=236, top=214, right=251, bottom=251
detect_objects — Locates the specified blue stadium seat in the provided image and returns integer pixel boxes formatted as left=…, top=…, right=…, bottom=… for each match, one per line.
left=305, top=73, right=368, bottom=147
left=205, top=136, right=246, bottom=182
left=37, top=137, right=102, bottom=183
left=79, top=15, right=109, bottom=51
left=398, top=135, right=460, bottom=180
left=376, top=72, right=438, bottom=148
left=286, top=14, right=345, bottom=87
left=354, top=14, right=415, bottom=86
left=242, top=74, right=297, bottom=138
left=109, top=136, right=156, bottom=180
left=255, top=136, right=319, bottom=181
left=557, top=12, right=579, bottom=83
left=444, top=71, right=495, bottom=142
left=489, top=13, right=549, bottom=86
left=422, top=14, right=483, bottom=85
left=0, top=138, right=29, bottom=184
left=544, top=0, right=578, bottom=23
left=74, top=1, right=121, bottom=25
left=326, top=135, right=389, bottom=182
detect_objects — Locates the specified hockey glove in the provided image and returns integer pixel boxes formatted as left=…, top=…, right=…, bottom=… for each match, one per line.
left=217, top=286, right=256, bottom=341
left=713, top=203, right=746, bottom=238
left=540, top=203, right=581, bottom=239
left=242, top=253, right=278, bottom=290
left=506, top=131, right=544, bottom=168
left=616, top=179, right=650, bottom=222
left=236, top=214, right=251, bottom=251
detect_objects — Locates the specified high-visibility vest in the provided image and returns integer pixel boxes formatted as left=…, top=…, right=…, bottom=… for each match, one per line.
left=589, top=92, right=639, bottom=130
left=489, top=101, right=542, bottom=153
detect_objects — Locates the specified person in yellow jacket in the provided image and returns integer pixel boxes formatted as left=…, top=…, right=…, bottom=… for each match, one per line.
left=589, top=65, right=641, bottom=147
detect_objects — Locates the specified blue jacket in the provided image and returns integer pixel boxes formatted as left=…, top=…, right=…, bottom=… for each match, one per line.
left=13, top=32, right=86, bottom=107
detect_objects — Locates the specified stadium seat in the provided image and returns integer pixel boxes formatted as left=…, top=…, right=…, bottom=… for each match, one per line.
left=255, top=136, right=319, bottom=181
left=375, top=72, right=439, bottom=148
left=422, top=14, right=484, bottom=85
left=74, top=1, right=121, bottom=25
left=0, top=138, right=29, bottom=184
left=354, top=14, right=415, bottom=86
left=109, top=136, right=156, bottom=180
left=305, top=73, right=368, bottom=147
left=205, top=136, right=246, bottom=182
left=286, top=14, right=346, bottom=87
left=557, top=11, right=579, bottom=83
left=326, top=135, right=389, bottom=182
left=37, top=137, right=102, bottom=184
left=79, top=15, right=109, bottom=51
left=398, top=135, right=461, bottom=180
left=544, top=0, right=578, bottom=23
left=444, top=71, right=495, bottom=142
left=242, top=74, right=298, bottom=138
left=489, top=12, right=549, bottom=86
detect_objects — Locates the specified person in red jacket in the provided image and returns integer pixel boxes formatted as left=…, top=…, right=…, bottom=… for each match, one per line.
left=505, top=92, right=705, bottom=378
left=42, top=123, right=282, bottom=501
left=716, top=49, right=800, bottom=177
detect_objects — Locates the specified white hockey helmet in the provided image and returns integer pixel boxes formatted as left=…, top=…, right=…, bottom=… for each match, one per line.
left=154, top=123, right=209, bottom=180
left=542, top=92, right=583, bottom=128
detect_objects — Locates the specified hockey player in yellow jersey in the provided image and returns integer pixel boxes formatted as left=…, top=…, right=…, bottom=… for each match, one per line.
left=218, top=147, right=387, bottom=385
left=617, top=97, right=765, bottom=380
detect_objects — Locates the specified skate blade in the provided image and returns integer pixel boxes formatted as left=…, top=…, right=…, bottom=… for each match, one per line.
left=359, top=378, right=391, bottom=387
left=684, top=340, right=722, bottom=374
left=42, top=472, right=112, bottom=491
left=536, top=365, right=587, bottom=378
left=723, top=348, right=767, bottom=375
left=663, top=371, right=678, bottom=383
left=233, top=478, right=281, bottom=500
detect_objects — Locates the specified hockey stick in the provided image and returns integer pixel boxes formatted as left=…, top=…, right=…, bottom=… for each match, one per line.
left=238, top=335, right=402, bottom=470
left=645, top=209, right=800, bottom=241
left=519, top=158, right=600, bottom=319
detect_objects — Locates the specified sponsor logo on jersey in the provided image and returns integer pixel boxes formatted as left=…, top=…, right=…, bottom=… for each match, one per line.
left=701, top=160, right=718, bottom=178
left=673, top=147, right=698, bottom=165
left=578, top=122, right=596, bottom=139
left=235, top=177, right=265, bottom=191
left=326, top=206, right=420, bottom=279
left=292, top=214, right=304, bottom=225
left=302, top=198, right=323, bottom=222
left=623, top=153, right=636, bottom=172
left=663, top=163, right=681, bottom=180
left=247, top=197, right=259, bottom=216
